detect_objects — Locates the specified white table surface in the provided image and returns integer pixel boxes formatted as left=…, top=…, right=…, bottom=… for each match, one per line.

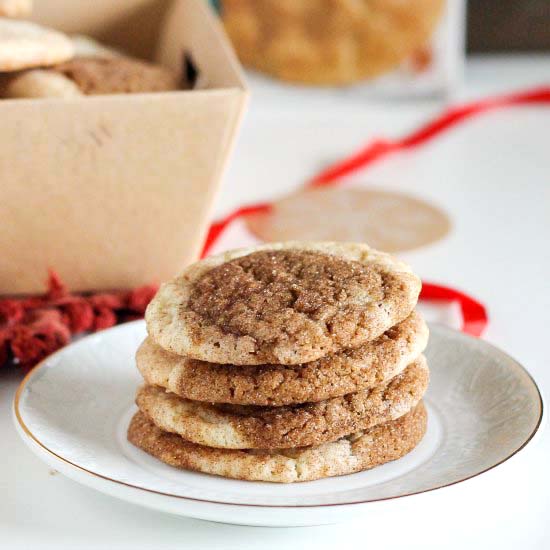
left=4, top=54, right=550, bottom=549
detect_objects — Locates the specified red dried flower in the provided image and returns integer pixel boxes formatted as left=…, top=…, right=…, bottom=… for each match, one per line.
left=45, top=269, right=68, bottom=301
left=0, top=340, right=9, bottom=367
left=10, top=309, right=71, bottom=370
left=92, top=307, right=117, bottom=331
left=0, top=270, right=158, bottom=371
left=0, top=299, right=25, bottom=324
left=127, top=285, right=158, bottom=314
left=88, top=293, right=126, bottom=310
left=62, top=299, right=95, bottom=333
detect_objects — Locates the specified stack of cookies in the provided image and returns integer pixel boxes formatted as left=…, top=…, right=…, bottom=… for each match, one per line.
left=128, top=242, right=429, bottom=483
left=0, top=2, right=182, bottom=99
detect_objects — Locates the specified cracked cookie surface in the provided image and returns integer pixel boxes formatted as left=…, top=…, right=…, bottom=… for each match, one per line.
left=145, top=242, right=421, bottom=365
left=135, top=356, right=428, bottom=449
left=127, top=401, right=427, bottom=483
left=137, top=311, right=428, bottom=406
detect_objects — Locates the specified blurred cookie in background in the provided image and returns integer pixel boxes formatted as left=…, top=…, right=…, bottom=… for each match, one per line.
left=0, top=17, right=73, bottom=72
left=0, top=0, right=32, bottom=18
left=245, top=187, right=451, bottom=253
left=220, top=0, right=444, bottom=86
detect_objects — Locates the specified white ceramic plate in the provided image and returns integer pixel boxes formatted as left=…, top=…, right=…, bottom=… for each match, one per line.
left=14, top=321, right=543, bottom=527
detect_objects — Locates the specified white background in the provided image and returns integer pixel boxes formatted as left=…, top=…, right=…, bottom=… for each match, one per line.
left=3, top=55, right=550, bottom=548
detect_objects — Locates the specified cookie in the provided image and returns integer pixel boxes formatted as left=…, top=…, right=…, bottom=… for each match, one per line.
left=0, top=68, right=82, bottom=99
left=0, top=35, right=121, bottom=99
left=71, top=35, right=121, bottom=59
left=137, top=311, right=428, bottom=406
left=0, top=51, right=175, bottom=99
left=52, top=56, right=180, bottom=95
left=145, top=242, right=421, bottom=365
left=0, top=18, right=73, bottom=72
left=0, top=0, right=32, bottom=18
left=221, top=0, right=444, bottom=85
left=246, top=188, right=451, bottom=253
left=128, top=401, right=427, bottom=483
left=136, top=356, right=428, bottom=449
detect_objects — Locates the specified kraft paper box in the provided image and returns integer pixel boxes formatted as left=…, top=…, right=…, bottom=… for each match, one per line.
left=0, top=0, right=247, bottom=294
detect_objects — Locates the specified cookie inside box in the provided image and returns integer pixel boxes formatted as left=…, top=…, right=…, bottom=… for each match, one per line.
left=28, top=0, right=240, bottom=90
left=0, top=0, right=247, bottom=294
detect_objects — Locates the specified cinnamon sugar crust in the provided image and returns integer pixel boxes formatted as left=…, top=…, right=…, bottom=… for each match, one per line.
left=135, top=356, right=428, bottom=449
left=127, top=402, right=427, bottom=483
left=145, top=242, right=421, bottom=365
left=137, top=311, right=428, bottom=406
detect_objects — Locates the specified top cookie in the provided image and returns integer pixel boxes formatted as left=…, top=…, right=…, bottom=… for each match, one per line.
left=0, top=18, right=73, bottom=72
left=145, top=242, right=421, bottom=365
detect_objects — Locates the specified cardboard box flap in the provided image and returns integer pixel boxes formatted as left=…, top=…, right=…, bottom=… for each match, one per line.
left=29, top=0, right=247, bottom=89
left=157, top=0, right=246, bottom=90
left=0, top=0, right=248, bottom=294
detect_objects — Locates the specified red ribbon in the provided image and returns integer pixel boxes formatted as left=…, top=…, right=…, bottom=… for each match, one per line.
left=201, top=203, right=272, bottom=254
left=201, top=86, right=550, bottom=336
left=307, top=85, right=550, bottom=186
left=420, top=283, right=487, bottom=338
